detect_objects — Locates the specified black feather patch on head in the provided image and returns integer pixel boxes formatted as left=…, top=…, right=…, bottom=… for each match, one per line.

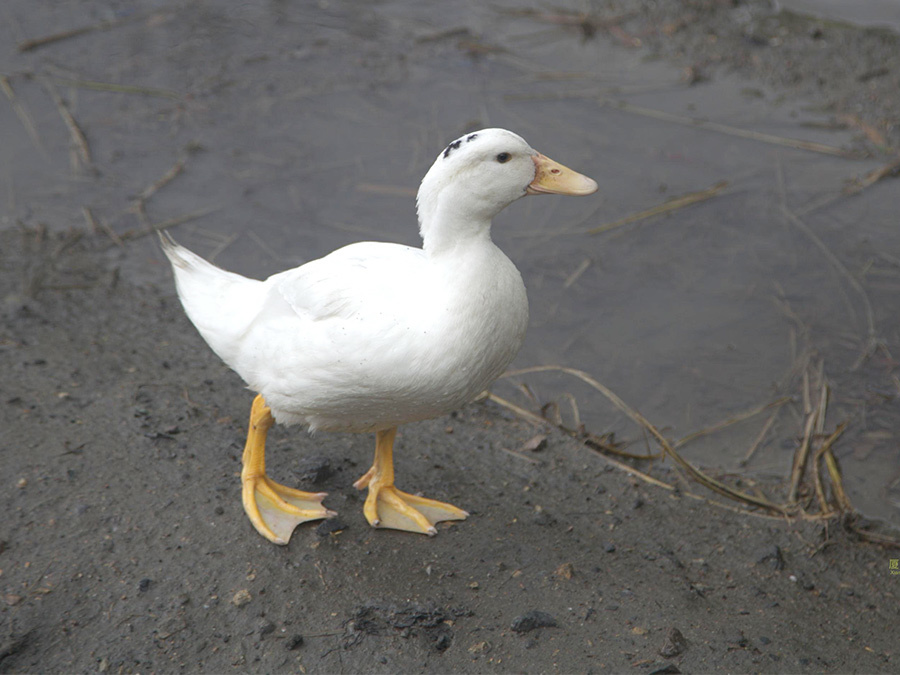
left=443, top=139, right=463, bottom=158
left=466, top=133, right=478, bottom=143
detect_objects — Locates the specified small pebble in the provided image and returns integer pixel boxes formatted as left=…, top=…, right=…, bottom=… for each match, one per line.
left=521, top=434, right=547, bottom=453
left=232, top=589, right=252, bottom=607
left=554, top=562, right=575, bottom=580
left=511, top=610, right=557, bottom=633
left=286, top=634, right=304, bottom=650
left=138, top=578, right=152, bottom=593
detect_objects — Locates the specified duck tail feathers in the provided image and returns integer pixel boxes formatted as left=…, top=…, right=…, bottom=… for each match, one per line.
left=159, top=233, right=264, bottom=366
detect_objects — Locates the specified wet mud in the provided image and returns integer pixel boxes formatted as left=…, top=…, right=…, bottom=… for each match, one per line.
left=2, top=1, right=900, bottom=673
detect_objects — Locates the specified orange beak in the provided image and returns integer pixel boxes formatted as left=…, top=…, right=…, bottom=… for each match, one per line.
left=526, top=153, right=598, bottom=196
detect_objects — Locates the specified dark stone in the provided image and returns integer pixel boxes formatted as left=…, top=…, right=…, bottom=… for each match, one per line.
left=659, top=627, right=687, bottom=657
left=295, top=455, right=335, bottom=485
left=138, top=578, right=152, bottom=593
left=316, top=518, right=348, bottom=537
left=433, top=632, right=451, bottom=652
left=727, top=630, right=749, bottom=648
left=603, top=542, right=616, bottom=553
left=286, top=634, right=304, bottom=650
left=510, top=610, right=557, bottom=633
left=532, top=510, right=557, bottom=527
left=755, top=545, right=784, bottom=570
left=649, top=665, right=681, bottom=674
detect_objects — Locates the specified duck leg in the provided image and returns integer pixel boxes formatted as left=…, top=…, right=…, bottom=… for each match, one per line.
left=241, top=394, right=335, bottom=544
left=353, top=427, right=468, bottom=535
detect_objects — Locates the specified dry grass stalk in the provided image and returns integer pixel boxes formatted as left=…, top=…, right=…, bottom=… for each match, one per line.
left=674, top=397, right=790, bottom=451
left=82, top=206, right=122, bottom=247
left=0, top=75, right=48, bottom=158
left=790, top=381, right=827, bottom=503
left=499, top=365, right=786, bottom=513
left=45, top=76, right=182, bottom=100
left=606, top=99, right=858, bottom=158
left=40, top=79, right=93, bottom=170
left=812, top=422, right=848, bottom=515
left=587, top=180, right=728, bottom=235
left=139, top=157, right=186, bottom=201
left=355, top=183, right=418, bottom=198
left=563, top=258, right=592, bottom=288
left=118, top=206, right=219, bottom=242
left=493, top=362, right=878, bottom=535
left=780, top=205, right=878, bottom=353
left=740, top=406, right=781, bottom=466
left=487, top=391, right=650, bottom=460
left=18, top=15, right=135, bottom=52
left=843, top=154, right=900, bottom=196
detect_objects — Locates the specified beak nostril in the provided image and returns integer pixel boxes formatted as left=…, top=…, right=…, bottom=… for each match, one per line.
left=550, top=169, right=560, bottom=174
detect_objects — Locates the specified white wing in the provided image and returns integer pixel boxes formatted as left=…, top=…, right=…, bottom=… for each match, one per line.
left=270, top=241, right=428, bottom=322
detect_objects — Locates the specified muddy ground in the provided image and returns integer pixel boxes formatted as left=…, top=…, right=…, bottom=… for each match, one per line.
left=2, top=1, right=900, bottom=674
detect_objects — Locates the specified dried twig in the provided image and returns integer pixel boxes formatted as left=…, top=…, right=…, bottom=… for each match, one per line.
left=587, top=180, right=728, bottom=235
left=821, top=430, right=852, bottom=512
left=44, top=76, right=182, bottom=100
left=18, top=15, right=135, bottom=52
left=355, top=183, right=417, bottom=198
left=118, top=206, right=219, bottom=242
left=493, top=359, right=868, bottom=528
left=40, top=78, right=93, bottom=170
left=563, top=258, right=592, bottom=288
left=0, top=75, right=48, bottom=158
left=82, top=206, right=122, bottom=247
left=138, top=156, right=186, bottom=201
left=605, top=99, right=858, bottom=158
left=673, top=396, right=791, bottom=450
left=812, top=422, right=848, bottom=515
left=500, top=365, right=787, bottom=514
left=842, top=154, right=900, bottom=196
left=781, top=206, right=878, bottom=351
left=207, top=232, right=240, bottom=263
left=740, top=406, right=781, bottom=467
left=790, top=384, right=824, bottom=503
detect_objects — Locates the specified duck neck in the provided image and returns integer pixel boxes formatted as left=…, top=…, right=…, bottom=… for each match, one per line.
left=417, top=188, right=495, bottom=257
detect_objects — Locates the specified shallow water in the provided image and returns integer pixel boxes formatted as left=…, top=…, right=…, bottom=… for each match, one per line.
left=778, top=0, right=900, bottom=32
left=2, top=1, right=898, bottom=524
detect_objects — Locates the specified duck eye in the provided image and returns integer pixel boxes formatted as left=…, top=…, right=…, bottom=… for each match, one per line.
left=495, top=152, right=511, bottom=163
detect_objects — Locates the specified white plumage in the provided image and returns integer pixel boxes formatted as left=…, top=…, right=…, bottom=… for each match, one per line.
left=161, top=128, right=597, bottom=541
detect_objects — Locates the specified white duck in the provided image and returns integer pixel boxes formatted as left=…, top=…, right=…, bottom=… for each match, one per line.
left=161, top=128, right=597, bottom=544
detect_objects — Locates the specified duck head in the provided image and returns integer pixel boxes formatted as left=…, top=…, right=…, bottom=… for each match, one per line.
left=416, top=128, right=597, bottom=253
